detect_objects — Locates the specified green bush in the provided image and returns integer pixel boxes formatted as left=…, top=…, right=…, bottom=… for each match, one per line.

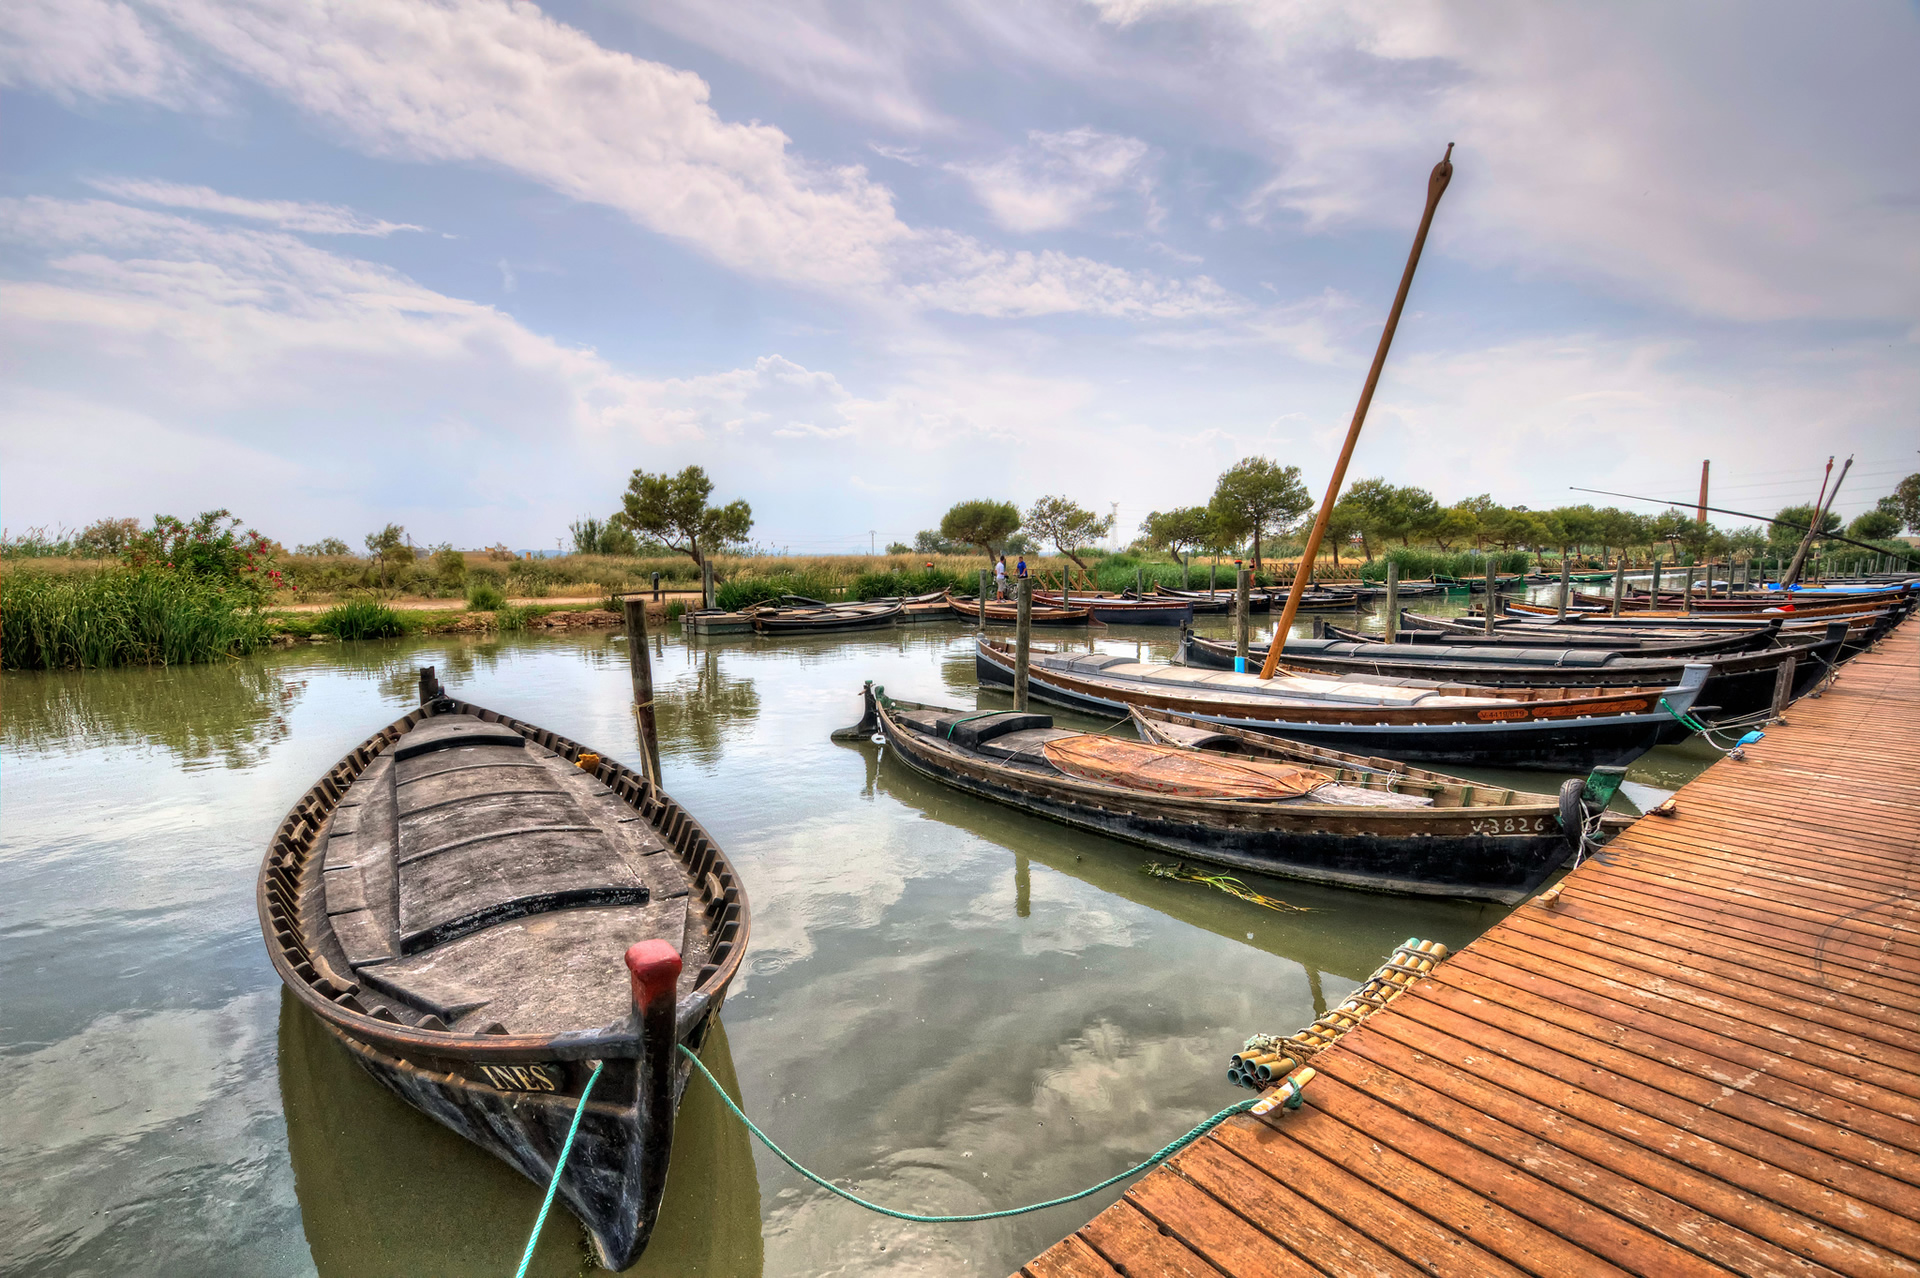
left=716, top=571, right=843, bottom=610
left=315, top=599, right=406, bottom=641
left=847, top=568, right=978, bottom=600
left=2, top=567, right=272, bottom=668
left=1356, top=549, right=1532, bottom=582
left=495, top=603, right=532, bottom=632
left=665, top=601, right=688, bottom=622
left=466, top=580, right=507, bottom=611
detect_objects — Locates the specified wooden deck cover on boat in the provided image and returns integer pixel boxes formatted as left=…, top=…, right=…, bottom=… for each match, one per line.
left=1042, top=735, right=1329, bottom=799
left=318, top=714, right=694, bottom=1035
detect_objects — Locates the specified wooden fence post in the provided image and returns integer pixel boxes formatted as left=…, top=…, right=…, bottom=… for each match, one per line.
left=622, top=597, right=661, bottom=786
left=1014, top=579, right=1032, bottom=711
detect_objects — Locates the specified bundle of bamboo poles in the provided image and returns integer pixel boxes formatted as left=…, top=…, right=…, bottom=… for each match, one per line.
left=1226, top=938, right=1448, bottom=1089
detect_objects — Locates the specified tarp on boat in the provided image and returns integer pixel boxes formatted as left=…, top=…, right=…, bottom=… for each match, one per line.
left=1043, top=735, right=1330, bottom=799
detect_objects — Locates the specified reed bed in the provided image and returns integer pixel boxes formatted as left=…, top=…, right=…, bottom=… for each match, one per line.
left=313, top=599, right=406, bottom=640
left=2, top=568, right=272, bottom=669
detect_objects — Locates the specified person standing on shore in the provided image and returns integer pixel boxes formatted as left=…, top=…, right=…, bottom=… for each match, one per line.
left=994, top=556, right=1008, bottom=599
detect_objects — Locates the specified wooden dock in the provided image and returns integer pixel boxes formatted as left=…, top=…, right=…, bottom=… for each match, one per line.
left=1020, top=621, right=1918, bottom=1278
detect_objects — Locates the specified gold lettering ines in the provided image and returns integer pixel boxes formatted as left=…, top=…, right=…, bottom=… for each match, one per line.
left=478, top=1063, right=559, bottom=1092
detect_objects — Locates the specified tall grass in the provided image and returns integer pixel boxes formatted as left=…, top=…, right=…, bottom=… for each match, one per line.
left=2, top=568, right=271, bottom=669
left=1356, top=549, right=1532, bottom=582
left=315, top=599, right=406, bottom=640
left=848, top=567, right=980, bottom=599
left=465, top=580, right=507, bottom=611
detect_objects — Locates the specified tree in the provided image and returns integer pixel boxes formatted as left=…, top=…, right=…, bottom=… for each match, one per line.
left=884, top=540, right=912, bottom=555
left=1140, top=506, right=1214, bottom=566
left=294, top=537, right=351, bottom=556
left=1768, top=504, right=1841, bottom=556
left=364, top=523, right=414, bottom=586
left=1849, top=510, right=1901, bottom=541
left=1208, top=458, right=1311, bottom=572
left=1891, top=475, right=1920, bottom=532
left=74, top=516, right=141, bottom=558
left=1025, top=495, right=1114, bottom=571
left=570, top=515, right=638, bottom=556
left=912, top=529, right=957, bottom=555
left=939, top=499, right=1021, bottom=559
left=1425, top=506, right=1477, bottom=552
left=614, top=465, right=752, bottom=568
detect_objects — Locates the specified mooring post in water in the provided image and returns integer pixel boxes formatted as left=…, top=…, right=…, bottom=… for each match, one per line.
left=1209, top=560, right=1217, bottom=597
left=1650, top=557, right=1662, bottom=602
left=621, top=596, right=662, bottom=786
left=1235, top=568, right=1252, bottom=671
left=1385, top=561, right=1400, bottom=642
left=1484, top=558, right=1498, bottom=634
left=1612, top=563, right=1626, bottom=616
left=978, top=569, right=989, bottom=631
left=1684, top=565, right=1695, bottom=614
left=1311, top=615, right=1326, bottom=639
left=1557, top=555, right=1571, bottom=621
left=1013, top=579, right=1032, bottom=712
left=701, top=560, right=715, bottom=610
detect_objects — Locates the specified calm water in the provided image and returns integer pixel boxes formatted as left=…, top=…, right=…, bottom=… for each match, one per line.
left=0, top=602, right=1715, bottom=1276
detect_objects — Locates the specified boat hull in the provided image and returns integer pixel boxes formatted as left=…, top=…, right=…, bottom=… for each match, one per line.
left=975, top=644, right=1701, bottom=771
left=1182, top=627, right=1847, bottom=721
left=866, top=697, right=1576, bottom=903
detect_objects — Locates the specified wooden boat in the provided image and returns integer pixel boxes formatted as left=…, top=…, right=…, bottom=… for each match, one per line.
left=257, top=668, right=748, bottom=1270
left=750, top=599, right=902, bottom=633
left=1344, top=615, right=1781, bottom=657
left=973, top=637, right=1709, bottom=770
left=1145, top=585, right=1248, bottom=614
left=1552, top=590, right=1905, bottom=620
left=1033, top=591, right=1194, bottom=626
left=945, top=593, right=1092, bottom=625
left=834, top=684, right=1628, bottom=903
left=1181, top=623, right=1848, bottom=720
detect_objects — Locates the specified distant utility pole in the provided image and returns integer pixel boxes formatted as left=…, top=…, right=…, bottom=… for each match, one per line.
left=1110, top=502, right=1120, bottom=550
left=870, top=530, right=876, bottom=555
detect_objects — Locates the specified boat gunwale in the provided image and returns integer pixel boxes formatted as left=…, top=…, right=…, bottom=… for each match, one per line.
left=256, top=695, right=749, bottom=1065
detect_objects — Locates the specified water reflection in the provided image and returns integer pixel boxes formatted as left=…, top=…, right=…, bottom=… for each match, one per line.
left=2, top=660, right=308, bottom=770
left=280, top=992, right=763, bottom=1277
left=654, top=643, right=762, bottom=765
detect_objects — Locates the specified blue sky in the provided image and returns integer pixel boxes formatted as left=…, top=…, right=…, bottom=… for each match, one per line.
left=2, top=0, right=1916, bottom=553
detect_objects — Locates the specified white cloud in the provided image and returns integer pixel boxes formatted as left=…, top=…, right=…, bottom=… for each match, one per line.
left=1085, top=0, right=1920, bottom=324
left=0, top=0, right=209, bottom=108
left=85, top=177, right=424, bottom=236
left=950, top=127, right=1152, bottom=233
left=12, top=0, right=1228, bottom=321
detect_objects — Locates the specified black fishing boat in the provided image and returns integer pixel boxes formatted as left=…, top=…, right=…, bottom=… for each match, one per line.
left=833, top=684, right=1626, bottom=903
left=1361, top=614, right=1780, bottom=656
left=258, top=669, right=748, bottom=1270
left=1180, top=622, right=1848, bottom=719
left=974, top=637, right=1710, bottom=770
left=1033, top=592, right=1195, bottom=626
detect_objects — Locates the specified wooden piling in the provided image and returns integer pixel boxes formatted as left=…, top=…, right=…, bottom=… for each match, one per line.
left=1384, top=562, right=1400, bottom=642
left=1234, top=569, right=1251, bottom=669
left=1684, top=564, right=1695, bottom=614
left=621, top=596, right=661, bottom=786
left=701, top=560, right=715, bottom=610
left=1013, top=580, right=1032, bottom=711
left=1611, top=561, right=1626, bottom=616
left=978, top=569, right=989, bottom=631
left=1483, top=558, right=1497, bottom=634
left=1557, top=555, right=1570, bottom=621
left=1766, top=656, right=1797, bottom=717
left=1650, top=556, right=1662, bottom=600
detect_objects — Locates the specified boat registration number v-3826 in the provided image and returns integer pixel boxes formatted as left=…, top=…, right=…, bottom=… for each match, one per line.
left=476, top=1063, right=562, bottom=1092
left=1467, top=816, right=1552, bottom=835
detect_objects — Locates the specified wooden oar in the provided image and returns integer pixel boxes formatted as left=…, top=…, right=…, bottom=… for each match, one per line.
left=1261, top=144, right=1455, bottom=679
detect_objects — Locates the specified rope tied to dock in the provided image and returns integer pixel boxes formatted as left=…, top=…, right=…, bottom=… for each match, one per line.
left=513, top=1060, right=604, bottom=1278
left=677, top=1044, right=1258, bottom=1223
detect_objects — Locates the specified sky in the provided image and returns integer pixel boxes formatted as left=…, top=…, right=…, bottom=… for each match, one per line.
left=2, top=0, right=1916, bottom=554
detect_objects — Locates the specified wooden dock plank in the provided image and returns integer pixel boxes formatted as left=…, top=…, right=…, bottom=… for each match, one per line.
left=1020, top=626, right=1920, bottom=1278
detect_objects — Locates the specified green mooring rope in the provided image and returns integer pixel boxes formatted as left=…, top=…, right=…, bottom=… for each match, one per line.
left=1657, top=695, right=1711, bottom=734
left=513, top=1060, right=604, bottom=1278
left=677, top=1043, right=1258, bottom=1223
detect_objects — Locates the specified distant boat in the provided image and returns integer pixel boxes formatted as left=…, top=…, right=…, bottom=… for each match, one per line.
left=834, top=684, right=1627, bottom=903
left=1032, top=591, right=1194, bottom=626
left=973, top=636, right=1709, bottom=770
left=1180, top=622, right=1849, bottom=721
left=945, top=593, right=1092, bottom=625
left=258, top=668, right=748, bottom=1270
left=750, top=599, right=903, bottom=633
